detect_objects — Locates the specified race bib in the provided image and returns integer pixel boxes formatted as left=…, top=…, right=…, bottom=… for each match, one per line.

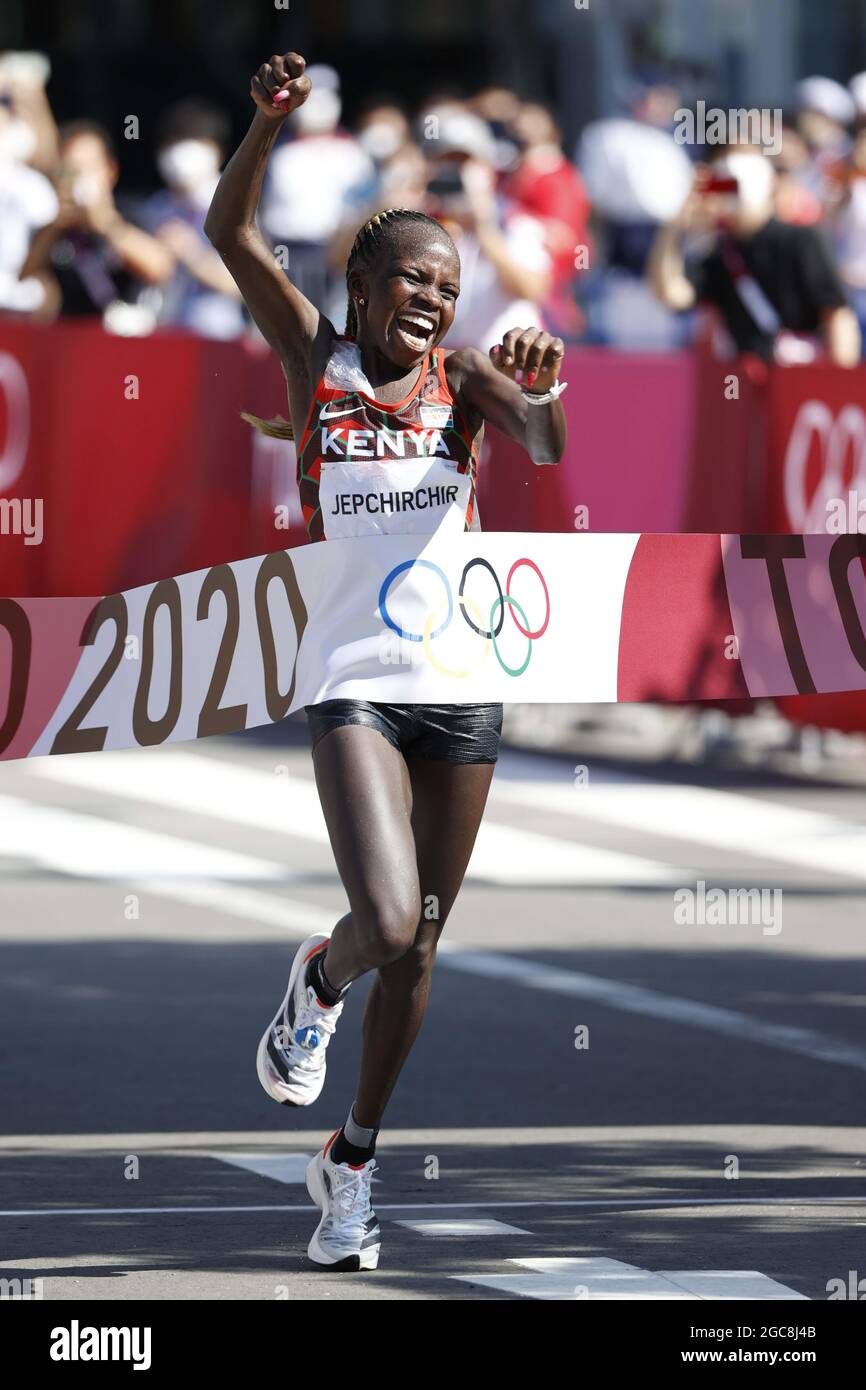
left=319, top=459, right=472, bottom=540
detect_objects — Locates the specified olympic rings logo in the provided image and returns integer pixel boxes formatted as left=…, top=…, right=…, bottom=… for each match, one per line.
left=378, top=556, right=550, bottom=677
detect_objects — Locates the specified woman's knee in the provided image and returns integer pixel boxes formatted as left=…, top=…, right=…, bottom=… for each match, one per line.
left=381, top=923, right=442, bottom=986
left=352, top=890, right=422, bottom=964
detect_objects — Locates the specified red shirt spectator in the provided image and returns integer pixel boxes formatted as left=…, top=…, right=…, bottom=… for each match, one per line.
left=503, top=103, right=590, bottom=334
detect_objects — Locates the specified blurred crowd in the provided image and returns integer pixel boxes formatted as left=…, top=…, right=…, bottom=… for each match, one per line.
left=4, top=50, right=866, bottom=365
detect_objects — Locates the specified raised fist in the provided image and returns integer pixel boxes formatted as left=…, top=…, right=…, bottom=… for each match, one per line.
left=250, top=52, right=311, bottom=120
left=490, top=328, right=565, bottom=394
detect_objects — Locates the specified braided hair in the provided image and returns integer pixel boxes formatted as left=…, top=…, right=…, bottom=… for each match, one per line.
left=242, top=208, right=454, bottom=439
left=343, top=207, right=454, bottom=339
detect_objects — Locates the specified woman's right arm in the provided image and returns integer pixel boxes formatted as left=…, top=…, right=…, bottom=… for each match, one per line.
left=204, top=53, right=333, bottom=380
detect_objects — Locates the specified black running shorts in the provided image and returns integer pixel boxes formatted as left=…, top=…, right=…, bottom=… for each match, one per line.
left=305, top=701, right=504, bottom=764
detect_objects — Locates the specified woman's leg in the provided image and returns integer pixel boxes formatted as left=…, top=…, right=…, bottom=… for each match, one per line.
left=352, top=757, right=496, bottom=1127
left=302, top=726, right=496, bottom=1271
left=312, top=724, right=422, bottom=991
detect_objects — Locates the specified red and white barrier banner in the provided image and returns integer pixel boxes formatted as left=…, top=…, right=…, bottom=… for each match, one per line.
left=767, top=363, right=866, bottom=533
left=0, top=323, right=702, bottom=598
left=762, top=362, right=866, bottom=732
left=2, top=531, right=866, bottom=761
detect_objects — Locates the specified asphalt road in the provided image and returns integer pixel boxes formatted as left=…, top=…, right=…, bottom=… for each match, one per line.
left=1, top=720, right=865, bottom=1301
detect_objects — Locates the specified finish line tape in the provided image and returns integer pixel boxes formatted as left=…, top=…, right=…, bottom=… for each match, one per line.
left=2, top=531, right=866, bottom=761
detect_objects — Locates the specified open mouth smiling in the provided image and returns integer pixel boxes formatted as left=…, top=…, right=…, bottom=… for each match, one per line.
left=393, top=311, right=438, bottom=352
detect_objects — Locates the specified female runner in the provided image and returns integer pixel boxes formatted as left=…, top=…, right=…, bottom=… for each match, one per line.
left=205, top=53, right=567, bottom=1271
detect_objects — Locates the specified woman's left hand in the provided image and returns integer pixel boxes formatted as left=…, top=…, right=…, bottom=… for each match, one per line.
left=490, top=328, right=565, bottom=393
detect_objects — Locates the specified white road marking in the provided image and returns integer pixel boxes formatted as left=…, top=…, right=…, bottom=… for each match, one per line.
left=27, top=750, right=681, bottom=887
left=1, top=1196, right=864, bottom=1218
left=140, top=878, right=333, bottom=935
left=10, top=753, right=866, bottom=1070
left=0, top=1122, right=862, bottom=1155
left=0, top=794, right=290, bottom=883
left=28, top=749, right=329, bottom=832
left=457, top=1256, right=693, bottom=1300
left=656, top=1270, right=808, bottom=1300
left=13, top=840, right=857, bottom=1076
left=60, top=852, right=866, bottom=1072
left=23, top=744, right=866, bottom=887
left=395, top=1218, right=530, bottom=1236
left=444, top=948, right=866, bottom=1073
left=453, top=1257, right=807, bottom=1300
left=494, top=773, right=866, bottom=882
left=470, top=821, right=674, bottom=886
left=209, top=1153, right=312, bottom=1184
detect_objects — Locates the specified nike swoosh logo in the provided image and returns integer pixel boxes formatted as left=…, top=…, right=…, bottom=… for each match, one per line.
left=319, top=404, right=359, bottom=421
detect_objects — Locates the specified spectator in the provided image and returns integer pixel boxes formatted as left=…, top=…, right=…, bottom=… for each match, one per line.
left=143, top=99, right=244, bottom=339
left=648, top=143, right=861, bottom=367
left=422, top=109, right=552, bottom=350
left=630, top=80, right=683, bottom=134
left=354, top=100, right=428, bottom=204
left=577, top=82, right=694, bottom=349
left=355, top=100, right=411, bottom=167
left=260, top=64, right=374, bottom=315
left=0, top=50, right=58, bottom=177
left=503, top=101, right=591, bottom=336
left=579, top=80, right=693, bottom=267
left=21, top=120, right=172, bottom=324
left=850, top=70, right=866, bottom=121
left=468, top=86, right=523, bottom=174
left=829, top=125, right=866, bottom=340
left=770, top=121, right=825, bottom=226
left=0, top=84, right=58, bottom=315
left=793, top=76, right=855, bottom=204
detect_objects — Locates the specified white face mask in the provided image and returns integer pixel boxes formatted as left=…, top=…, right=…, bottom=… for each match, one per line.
left=71, top=172, right=108, bottom=206
left=157, top=139, right=220, bottom=192
left=0, top=116, right=37, bottom=165
left=358, top=122, right=403, bottom=162
left=292, top=89, right=341, bottom=135
left=722, top=153, right=775, bottom=212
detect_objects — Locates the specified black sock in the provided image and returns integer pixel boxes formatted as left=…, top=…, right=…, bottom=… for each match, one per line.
left=307, top=950, right=343, bottom=1007
left=331, top=1107, right=378, bottom=1166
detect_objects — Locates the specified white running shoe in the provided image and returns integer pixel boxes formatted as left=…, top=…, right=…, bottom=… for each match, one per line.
left=306, top=1132, right=381, bottom=1271
left=256, top=935, right=344, bottom=1107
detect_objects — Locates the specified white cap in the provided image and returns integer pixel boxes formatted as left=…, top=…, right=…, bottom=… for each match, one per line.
left=306, top=64, right=340, bottom=92
left=850, top=71, right=866, bottom=117
left=431, top=111, right=497, bottom=164
left=795, top=76, right=856, bottom=125
left=291, top=66, right=342, bottom=135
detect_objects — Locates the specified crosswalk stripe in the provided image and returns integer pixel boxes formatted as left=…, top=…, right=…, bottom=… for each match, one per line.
left=453, top=1257, right=807, bottom=1300
left=211, top=1154, right=312, bottom=1184
left=656, top=1269, right=808, bottom=1299
left=3, top=788, right=855, bottom=1071
left=493, top=774, right=866, bottom=882
left=10, top=750, right=866, bottom=1071
left=26, top=750, right=681, bottom=887
left=0, top=794, right=289, bottom=883
left=22, top=835, right=866, bottom=1074
left=396, top=1218, right=530, bottom=1236
left=456, top=1257, right=694, bottom=1300
left=140, top=878, right=332, bottom=934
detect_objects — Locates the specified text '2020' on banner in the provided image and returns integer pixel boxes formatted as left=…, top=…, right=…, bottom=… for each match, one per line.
left=2, top=531, right=866, bottom=762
